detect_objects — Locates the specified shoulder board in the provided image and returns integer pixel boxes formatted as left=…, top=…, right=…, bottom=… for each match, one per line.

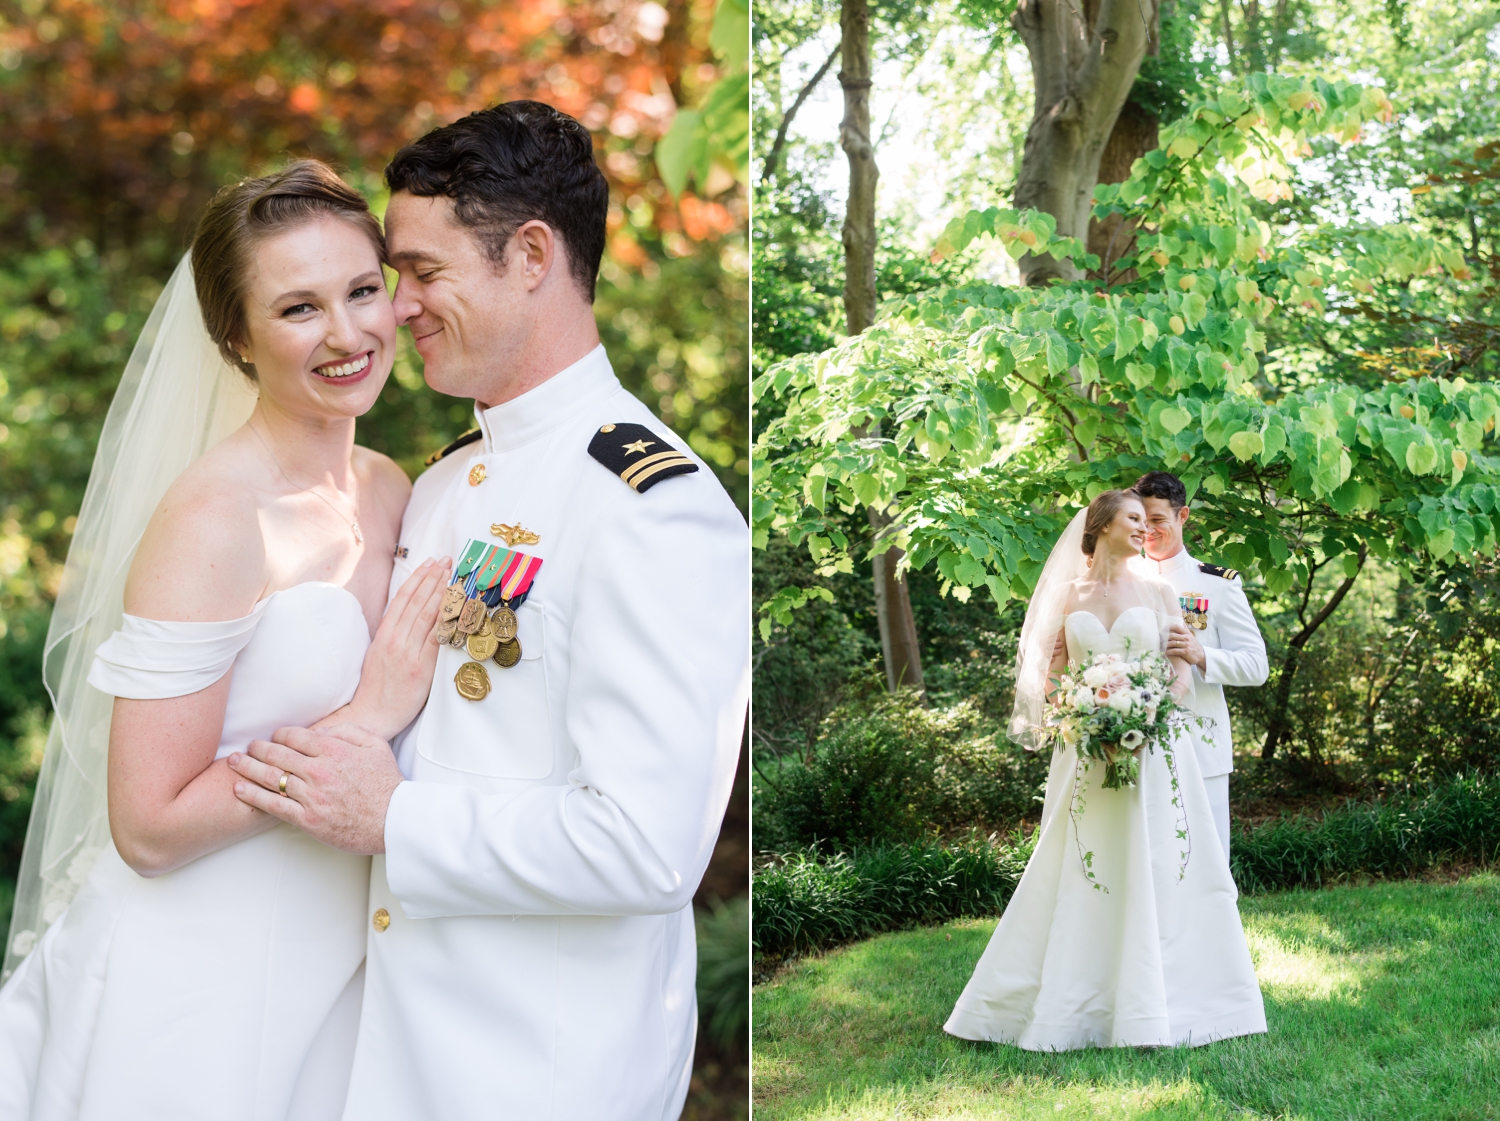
left=588, top=422, right=698, bottom=493
left=1198, top=562, right=1240, bottom=581
left=423, top=428, right=482, bottom=467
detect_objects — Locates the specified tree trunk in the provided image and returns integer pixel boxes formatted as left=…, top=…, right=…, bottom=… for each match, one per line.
left=839, top=0, right=877, bottom=333
left=1086, top=100, right=1158, bottom=285
left=1261, top=547, right=1368, bottom=760
left=868, top=509, right=925, bottom=692
left=839, top=0, right=925, bottom=694
left=1011, top=0, right=1160, bottom=286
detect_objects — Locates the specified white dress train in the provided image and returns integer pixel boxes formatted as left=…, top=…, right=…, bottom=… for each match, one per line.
left=945, top=604, right=1266, bottom=1050
left=0, top=582, right=373, bottom=1119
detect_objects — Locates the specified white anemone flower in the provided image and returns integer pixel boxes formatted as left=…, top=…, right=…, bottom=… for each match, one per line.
left=1121, top=729, right=1145, bottom=749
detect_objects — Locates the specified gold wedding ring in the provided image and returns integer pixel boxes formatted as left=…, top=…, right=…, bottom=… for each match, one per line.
left=278, top=771, right=290, bottom=795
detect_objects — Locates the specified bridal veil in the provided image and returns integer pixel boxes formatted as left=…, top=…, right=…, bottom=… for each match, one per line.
left=3, top=259, right=256, bottom=981
left=1008, top=508, right=1088, bottom=751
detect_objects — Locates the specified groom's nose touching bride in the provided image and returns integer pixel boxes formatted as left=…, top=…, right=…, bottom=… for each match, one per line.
left=228, top=101, right=750, bottom=1121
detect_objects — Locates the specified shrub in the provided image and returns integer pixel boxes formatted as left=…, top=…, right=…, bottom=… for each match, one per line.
left=752, top=830, right=1036, bottom=960
left=695, top=894, right=749, bottom=1049
left=1231, top=771, right=1500, bottom=893
left=757, top=690, right=1049, bottom=850
left=754, top=774, right=1500, bottom=964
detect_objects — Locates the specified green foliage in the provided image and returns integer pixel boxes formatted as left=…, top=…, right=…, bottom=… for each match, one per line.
left=658, top=0, right=750, bottom=197
left=596, top=236, right=751, bottom=505
left=0, top=607, right=47, bottom=880
left=1231, top=772, right=1500, bottom=893
left=755, top=690, right=1047, bottom=851
left=754, top=76, right=1495, bottom=629
left=1226, top=559, right=1500, bottom=782
left=750, top=530, right=875, bottom=758
left=752, top=830, right=1036, bottom=959
left=695, top=894, right=750, bottom=1049
left=1127, top=0, right=1217, bottom=124
left=755, top=771, right=1500, bottom=963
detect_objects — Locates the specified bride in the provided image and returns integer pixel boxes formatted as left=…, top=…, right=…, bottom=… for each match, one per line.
left=945, top=489, right=1265, bottom=1050
left=0, top=160, right=448, bottom=1117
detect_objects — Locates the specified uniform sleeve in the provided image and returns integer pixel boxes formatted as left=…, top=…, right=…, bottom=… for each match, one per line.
left=1201, top=577, right=1269, bottom=687
left=383, top=479, right=749, bottom=918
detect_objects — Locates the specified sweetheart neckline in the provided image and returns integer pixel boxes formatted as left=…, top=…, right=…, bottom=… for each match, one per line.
left=1065, top=605, right=1158, bottom=635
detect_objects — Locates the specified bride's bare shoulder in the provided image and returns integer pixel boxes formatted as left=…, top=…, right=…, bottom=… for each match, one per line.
left=123, top=432, right=268, bottom=621
left=351, top=444, right=412, bottom=527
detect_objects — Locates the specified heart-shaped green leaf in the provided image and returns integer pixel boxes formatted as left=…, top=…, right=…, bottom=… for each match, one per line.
left=1160, top=406, right=1193, bottom=434
left=1406, top=442, right=1439, bottom=475
left=1228, top=430, right=1264, bottom=461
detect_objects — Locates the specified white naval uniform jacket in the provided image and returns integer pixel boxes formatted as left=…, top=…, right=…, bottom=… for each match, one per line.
left=1138, top=549, right=1268, bottom=779
left=342, top=346, right=749, bottom=1121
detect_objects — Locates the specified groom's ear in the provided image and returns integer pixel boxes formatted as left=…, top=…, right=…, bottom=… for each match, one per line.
left=512, top=220, right=557, bottom=291
left=1178, top=505, right=1190, bottom=526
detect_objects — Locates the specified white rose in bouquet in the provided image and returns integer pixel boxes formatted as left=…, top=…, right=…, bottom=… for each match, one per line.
left=1108, top=690, right=1136, bottom=713
left=1072, top=687, right=1098, bottom=711
left=1082, top=664, right=1110, bottom=688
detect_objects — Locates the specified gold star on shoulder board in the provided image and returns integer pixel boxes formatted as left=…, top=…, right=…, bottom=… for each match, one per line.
left=622, top=439, right=656, bottom=455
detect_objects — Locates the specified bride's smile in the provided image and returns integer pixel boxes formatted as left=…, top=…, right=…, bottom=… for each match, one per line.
left=314, top=350, right=374, bottom=381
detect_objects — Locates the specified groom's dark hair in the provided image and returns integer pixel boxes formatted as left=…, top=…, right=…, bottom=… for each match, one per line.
left=385, top=100, right=608, bottom=302
left=1132, top=471, right=1188, bottom=510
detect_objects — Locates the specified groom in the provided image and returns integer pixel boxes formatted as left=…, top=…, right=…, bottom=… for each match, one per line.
left=1131, top=470, right=1268, bottom=861
left=230, top=101, right=749, bottom=1118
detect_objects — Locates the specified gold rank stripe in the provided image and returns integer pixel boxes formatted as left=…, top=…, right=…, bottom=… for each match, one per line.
left=628, top=459, right=695, bottom=490
left=621, top=450, right=692, bottom=488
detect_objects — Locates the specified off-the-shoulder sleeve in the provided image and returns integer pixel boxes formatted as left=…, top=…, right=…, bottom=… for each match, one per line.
left=88, top=605, right=267, bottom=700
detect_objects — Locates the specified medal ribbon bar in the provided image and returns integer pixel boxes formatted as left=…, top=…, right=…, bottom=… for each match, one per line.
left=452, top=539, right=544, bottom=608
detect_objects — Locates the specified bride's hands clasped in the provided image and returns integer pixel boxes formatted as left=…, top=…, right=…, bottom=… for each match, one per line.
left=325, top=556, right=452, bottom=740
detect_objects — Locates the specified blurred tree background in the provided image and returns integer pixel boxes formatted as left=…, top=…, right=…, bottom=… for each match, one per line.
left=752, top=0, right=1500, bottom=856
left=0, top=0, right=747, bottom=1114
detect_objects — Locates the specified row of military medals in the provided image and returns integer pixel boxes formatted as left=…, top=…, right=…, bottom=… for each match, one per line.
left=436, top=540, right=543, bottom=701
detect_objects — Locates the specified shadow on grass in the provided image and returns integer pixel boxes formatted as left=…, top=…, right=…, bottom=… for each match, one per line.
left=752, top=873, right=1500, bottom=1120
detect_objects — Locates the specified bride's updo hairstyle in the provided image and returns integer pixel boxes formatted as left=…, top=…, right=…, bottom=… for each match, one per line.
left=191, top=159, right=385, bottom=379
left=1080, top=489, right=1137, bottom=556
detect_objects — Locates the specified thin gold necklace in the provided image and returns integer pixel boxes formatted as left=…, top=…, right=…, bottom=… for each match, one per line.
left=249, top=421, right=363, bottom=545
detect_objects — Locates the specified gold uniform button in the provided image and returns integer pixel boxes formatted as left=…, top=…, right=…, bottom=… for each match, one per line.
left=599, top=424, right=615, bottom=433
left=373, top=908, right=391, bottom=932
left=468, top=463, right=486, bottom=486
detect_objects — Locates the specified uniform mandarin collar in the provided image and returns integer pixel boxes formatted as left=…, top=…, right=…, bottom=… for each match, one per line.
left=473, top=344, right=620, bottom=453
left=1151, top=548, right=1195, bottom=575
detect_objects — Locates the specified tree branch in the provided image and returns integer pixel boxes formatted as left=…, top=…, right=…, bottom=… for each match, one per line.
left=761, top=38, right=843, bottom=184
left=1289, top=544, right=1368, bottom=650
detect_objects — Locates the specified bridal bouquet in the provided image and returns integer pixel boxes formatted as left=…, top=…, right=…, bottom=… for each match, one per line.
left=1047, top=647, right=1196, bottom=889
left=1047, top=648, right=1186, bottom=788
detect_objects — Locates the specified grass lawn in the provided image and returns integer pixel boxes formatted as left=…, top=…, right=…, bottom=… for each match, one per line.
left=753, top=873, right=1500, bottom=1120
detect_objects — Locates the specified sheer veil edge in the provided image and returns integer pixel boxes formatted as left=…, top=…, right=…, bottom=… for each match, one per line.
left=3, top=258, right=256, bottom=981
left=1008, top=508, right=1089, bottom=752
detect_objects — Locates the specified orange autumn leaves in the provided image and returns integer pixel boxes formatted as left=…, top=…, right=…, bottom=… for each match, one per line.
left=0, top=0, right=738, bottom=248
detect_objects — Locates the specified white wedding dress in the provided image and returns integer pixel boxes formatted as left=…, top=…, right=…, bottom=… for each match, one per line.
left=0, top=582, right=373, bottom=1120
left=945, top=604, right=1266, bottom=1050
